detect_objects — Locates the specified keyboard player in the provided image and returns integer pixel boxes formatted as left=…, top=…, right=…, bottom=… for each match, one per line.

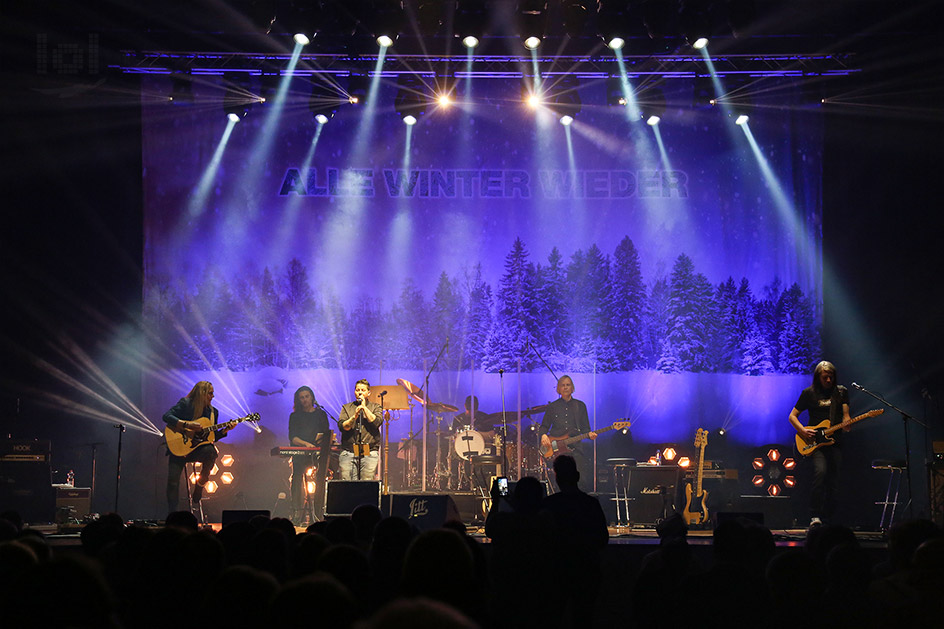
left=289, top=385, right=330, bottom=524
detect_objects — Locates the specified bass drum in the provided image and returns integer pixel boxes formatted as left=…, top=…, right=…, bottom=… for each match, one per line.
left=502, top=441, right=544, bottom=477
left=454, top=429, right=486, bottom=461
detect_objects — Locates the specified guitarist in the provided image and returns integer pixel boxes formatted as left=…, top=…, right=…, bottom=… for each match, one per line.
left=788, top=361, right=851, bottom=527
left=162, top=381, right=233, bottom=514
left=539, top=375, right=597, bottom=492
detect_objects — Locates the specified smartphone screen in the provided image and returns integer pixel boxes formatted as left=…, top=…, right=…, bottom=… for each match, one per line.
left=497, top=477, right=509, bottom=496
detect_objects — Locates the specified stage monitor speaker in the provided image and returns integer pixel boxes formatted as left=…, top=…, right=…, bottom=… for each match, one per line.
left=222, top=509, right=271, bottom=527
left=736, top=495, right=794, bottom=529
left=381, top=493, right=462, bottom=530
left=714, top=511, right=765, bottom=527
left=325, top=480, right=381, bottom=517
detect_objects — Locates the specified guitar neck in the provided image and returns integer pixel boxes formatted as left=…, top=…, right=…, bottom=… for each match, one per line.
left=695, top=445, right=706, bottom=494
left=561, top=424, right=616, bottom=446
left=822, top=410, right=876, bottom=438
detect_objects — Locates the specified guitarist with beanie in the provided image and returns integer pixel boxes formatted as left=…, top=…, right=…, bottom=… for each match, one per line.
left=789, top=361, right=851, bottom=528
left=540, top=375, right=597, bottom=492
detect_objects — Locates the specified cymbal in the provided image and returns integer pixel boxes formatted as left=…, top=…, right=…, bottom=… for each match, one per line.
left=396, top=378, right=426, bottom=405
left=427, top=402, right=459, bottom=413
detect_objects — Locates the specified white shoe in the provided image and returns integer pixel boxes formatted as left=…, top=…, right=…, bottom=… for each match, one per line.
left=810, top=517, right=823, bottom=527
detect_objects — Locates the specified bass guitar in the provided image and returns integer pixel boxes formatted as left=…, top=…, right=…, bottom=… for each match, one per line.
left=681, top=428, right=709, bottom=526
left=165, top=412, right=260, bottom=457
left=540, top=420, right=632, bottom=460
left=795, top=409, right=884, bottom=456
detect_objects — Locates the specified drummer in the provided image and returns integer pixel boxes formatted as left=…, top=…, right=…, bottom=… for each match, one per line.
left=451, top=395, right=494, bottom=435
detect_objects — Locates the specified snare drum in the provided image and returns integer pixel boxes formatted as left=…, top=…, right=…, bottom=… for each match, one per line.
left=454, top=429, right=486, bottom=460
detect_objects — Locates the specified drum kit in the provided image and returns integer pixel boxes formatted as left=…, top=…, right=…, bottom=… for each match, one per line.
left=388, top=378, right=546, bottom=492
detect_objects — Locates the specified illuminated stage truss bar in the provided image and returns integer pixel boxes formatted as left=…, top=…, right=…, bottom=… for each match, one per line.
left=112, top=51, right=860, bottom=80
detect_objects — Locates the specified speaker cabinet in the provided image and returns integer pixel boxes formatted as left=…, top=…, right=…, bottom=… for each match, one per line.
left=325, top=480, right=381, bottom=517
left=0, top=460, right=54, bottom=524
left=381, top=493, right=462, bottom=530
left=626, top=464, right=680, bottom=525
left=736, top=495, right=794, bottom=529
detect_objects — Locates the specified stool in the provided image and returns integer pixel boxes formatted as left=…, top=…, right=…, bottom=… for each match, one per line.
left=607, top=458, right=636, bottom=527
left=872, top=459, right=906, bottom=531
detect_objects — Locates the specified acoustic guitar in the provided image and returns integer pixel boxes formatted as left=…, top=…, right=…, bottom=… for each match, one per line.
left=681, top=428, right=709, bottom=526
left=165, top=412, right=260, bottom=457
left=795, top=409, right=884, bottom=456
left=540, top=420, right=632, bottom=460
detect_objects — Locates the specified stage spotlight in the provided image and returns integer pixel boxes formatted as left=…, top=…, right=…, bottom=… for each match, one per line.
left=220, top=471, right=234, bottom=484
left=220, top=454, right=235, bottom=467
left=222, top=78, right=257, bottom=122
left=457, top=0, right=487, bottom=48
left=309, top=80, right=343, bottom=124
left=526, top=92, right=542, bottom=108
left=293, top=33, right=310, bottom=46
left=169, top=73, right=193, bottom=104
left=437, top=93, right=452, bottom=108
left=560, top=115, right=574, bottom=126
left=605, top=76, right=627, bottom=106
left=638, top=86, right=665, bottom=124
left=368, top=0, right=405, bottom=48
left=680, top=0, right=712, bottom=49
left=547, top=75, right=582, bottom=122
left=678, top=456, right=691, bottom=468
left=347, top=74, right=370, bottom=106
left=517, top=0, right=548, bottom=49
left=606, top=36, right=625, bottom=50
left=735, top=114, right=749, bottom=125
left=395, top=74, right=426, bottom=123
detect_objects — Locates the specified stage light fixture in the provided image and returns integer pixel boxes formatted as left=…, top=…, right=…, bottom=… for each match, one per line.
left=347, top=74, right=370, bottom=106
left=560, top=115, right=574, bottom=126
left=751, top=445, right=797, bottom=497
left=638, top=85, right=665, bottom=124
left=220, top=471, right=234, bottom=484
left=457, top=0, right=487, bottom=49
left=680, top=0, right=712, bottom=50
left=678, top=456, right=691, bottom=468
left=662, top=446, right=677, bottom=461
left=169, top=73, right=193, bottom=104
left=368, top=0, right=405, bottom=48
left=395, top=74, right=426, bottom=124
left=293, top=33, right=310, bottom=46
left=220, top=454, right=235, bottom=466
left=605, top=76, right=627, bottom=106
left=517, top=0, right=548, bottom=49
left=607, top=37, right=625, bottom=50
left=309, top=80, right=345, bottom=124
left=735, top=114, right=749, bottom=125
left=205, top=480, right=219, bottom=494
left=546, top=75, right=582, bottom=123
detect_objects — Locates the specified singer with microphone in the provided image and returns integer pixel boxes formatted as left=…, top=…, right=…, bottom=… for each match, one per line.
left=788, top=360, right=852, bottom=528
left=337, top=378, right=383, bottom=481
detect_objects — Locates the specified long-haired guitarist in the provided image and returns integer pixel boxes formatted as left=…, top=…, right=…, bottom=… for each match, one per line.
left=162, top=381, right=232, bottom=514
left=539, top=375, right=597, bottom=492
left=788, top=361, right=851, bottom=527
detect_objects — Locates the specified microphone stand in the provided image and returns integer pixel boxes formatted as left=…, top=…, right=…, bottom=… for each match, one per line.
left=114, top=424, right=125, bottom=514
left=852, top=382, right=926, bottom=519
left=379, top=391, right=388, bottom=495
left=419, top=338, right=450, bottom=492
left=312, top=402, right=335, bottom=522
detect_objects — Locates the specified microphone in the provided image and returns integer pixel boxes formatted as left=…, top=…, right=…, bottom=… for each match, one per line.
left=379, top=390, right=388, bottom=397
left=851, top=382, right=863, bottom=391
left=499, top=368, right=504, bottom=375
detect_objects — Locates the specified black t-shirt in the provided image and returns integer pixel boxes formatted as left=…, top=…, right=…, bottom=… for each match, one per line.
left=794, top=385, right=849, bottom=427
left=288, top=408, right=329, bottom=445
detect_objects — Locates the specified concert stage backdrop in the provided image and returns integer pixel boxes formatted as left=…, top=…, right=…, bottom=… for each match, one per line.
left=141, top=75, right=823, bottom=458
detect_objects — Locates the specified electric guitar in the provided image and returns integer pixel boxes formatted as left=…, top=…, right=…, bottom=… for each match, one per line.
left=795, top=409, right=884, bottom=456
left=165, top=412, right=260, bottom=457
left=682, top=428, right=709, bottom=526
left=540, top=420, right=632, bottom=460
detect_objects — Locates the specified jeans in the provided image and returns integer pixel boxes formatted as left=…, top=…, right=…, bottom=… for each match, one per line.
left=339, top=449, right=379, bottom=481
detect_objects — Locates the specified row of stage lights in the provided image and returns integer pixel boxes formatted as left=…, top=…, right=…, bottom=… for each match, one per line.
left=220, top=69, right=752, bottom=128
